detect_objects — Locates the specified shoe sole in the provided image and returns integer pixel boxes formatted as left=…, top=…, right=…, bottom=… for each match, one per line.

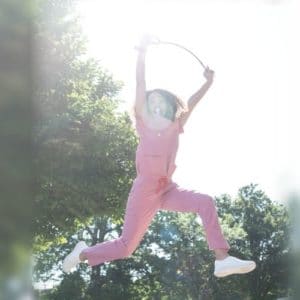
left=214, top=262, right=256, bottom=278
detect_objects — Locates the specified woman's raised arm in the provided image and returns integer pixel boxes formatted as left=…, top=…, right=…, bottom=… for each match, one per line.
left=135, top=48, right=147, bottom=117
left=180, top=67, right=215, bottom=126
left=134, top=34, right=160, bottom=117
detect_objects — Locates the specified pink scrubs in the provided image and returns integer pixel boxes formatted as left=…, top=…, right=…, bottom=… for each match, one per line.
left=82, top=115, right=230, bottom=266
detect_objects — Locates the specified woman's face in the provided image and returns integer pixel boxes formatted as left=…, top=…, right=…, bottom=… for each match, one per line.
left=147, top=92, right=168, bottom=117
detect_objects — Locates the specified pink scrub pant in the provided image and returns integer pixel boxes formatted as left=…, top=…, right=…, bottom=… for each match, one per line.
left=82, top=176, right=230, bottom=267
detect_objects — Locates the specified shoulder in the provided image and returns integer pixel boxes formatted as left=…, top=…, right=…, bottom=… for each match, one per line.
left=134, top=106, right=150, bottom=125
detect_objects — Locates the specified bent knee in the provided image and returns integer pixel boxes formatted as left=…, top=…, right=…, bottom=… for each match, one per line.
left=119, top=239, right=137, bottom=258
left=122, top=247, right=135, bottom=258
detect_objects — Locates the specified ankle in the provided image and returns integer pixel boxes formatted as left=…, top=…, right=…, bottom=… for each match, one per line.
left=215, top=254, right=229, bottom=261
left=79, top=251, right=86, bottom=262
left=214, top=249, right=229, bottom=261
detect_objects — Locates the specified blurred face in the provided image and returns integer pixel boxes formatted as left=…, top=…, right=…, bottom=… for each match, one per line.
left=147, top=92, right=168, bottom=117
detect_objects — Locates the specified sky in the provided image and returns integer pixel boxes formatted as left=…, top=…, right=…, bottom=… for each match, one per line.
left=75, top=0, right=300, bottom=204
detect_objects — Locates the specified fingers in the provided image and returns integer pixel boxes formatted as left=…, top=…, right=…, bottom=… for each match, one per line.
left=206, top=67, right=214, bottom=73
left=205, top=66, right=214, bottom=73
left=135, top=34, right=160, bottom=53
left=204, top=66, right=215, bottom=81
left=139, top=33, right=160, bottom=48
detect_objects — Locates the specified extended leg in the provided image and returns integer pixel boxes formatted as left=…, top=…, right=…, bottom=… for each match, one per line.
left=159, top=183, right=230, bottom=251
left=81, top=184, right=160, bottom=266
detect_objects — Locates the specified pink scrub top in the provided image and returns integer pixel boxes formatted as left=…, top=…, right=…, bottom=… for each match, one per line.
left=135, top=115, right=184, bottom=181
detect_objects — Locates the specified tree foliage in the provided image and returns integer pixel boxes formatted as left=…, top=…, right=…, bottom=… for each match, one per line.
left=32, top=0, right=137, bottom=242
left=31, top=1, right=291, bottom=299
left=36, top=184, right=290, bottom=299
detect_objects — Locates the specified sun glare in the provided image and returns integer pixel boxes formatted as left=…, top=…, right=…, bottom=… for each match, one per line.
left=77, top=0, right=300, bottom=203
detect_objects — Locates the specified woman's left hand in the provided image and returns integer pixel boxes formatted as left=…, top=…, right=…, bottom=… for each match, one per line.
left=203, top=67, right=215, bottom=83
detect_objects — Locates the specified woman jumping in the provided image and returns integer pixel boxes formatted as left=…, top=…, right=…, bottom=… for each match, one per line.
left=63, top=35, right=256, bottom=278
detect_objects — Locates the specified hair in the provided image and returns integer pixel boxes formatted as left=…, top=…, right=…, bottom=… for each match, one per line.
left=145, top=88, right=187, bottom=121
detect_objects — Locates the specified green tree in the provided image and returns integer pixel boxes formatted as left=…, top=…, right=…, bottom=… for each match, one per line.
left=49, top=271, right=86, bottom=300
left=31, top=0, right=137, bottom=295
left=214, top=183, right=290, bottom=299
left=131, top=211, right=211, bottom=299
left=0, top=0, right=34, bottom=280
left=32, top=0, right=137, bottom=240
left=31, top=2, right=290, bottom=299
left=127, top=184, right=290, bottom=300
left=35, top=216, right=136, bottom=299
left=35, top=183, right=290, bottom=299
left=288, top=193, right=300, bottom=299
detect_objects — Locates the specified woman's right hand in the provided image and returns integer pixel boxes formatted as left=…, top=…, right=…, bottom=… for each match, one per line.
left=137, top=34, right=160, bottom=52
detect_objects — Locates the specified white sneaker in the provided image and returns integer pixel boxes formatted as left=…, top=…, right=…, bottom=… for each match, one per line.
left=62, top=241, right=88, bottom=273
left=214, top=255, right=256, bottom=278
